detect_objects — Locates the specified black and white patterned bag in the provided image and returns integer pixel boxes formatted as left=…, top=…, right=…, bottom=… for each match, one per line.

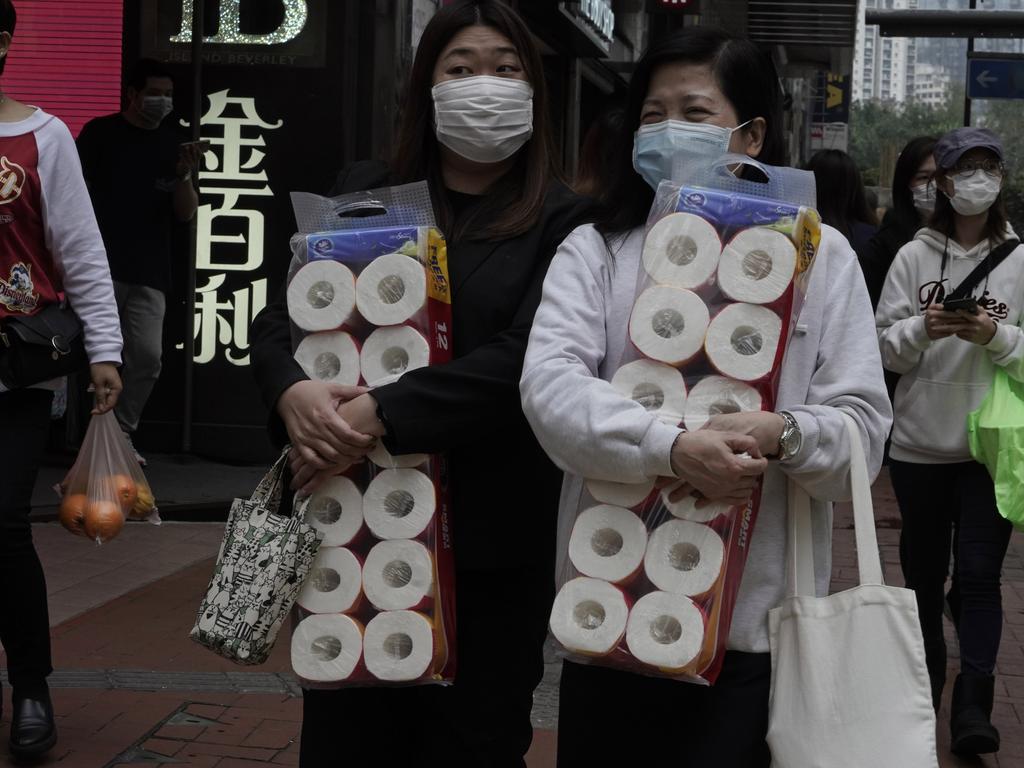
left=191, top=449, right=323, bottom=665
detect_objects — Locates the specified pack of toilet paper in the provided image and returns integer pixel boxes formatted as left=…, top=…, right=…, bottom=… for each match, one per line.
left=550, top=155, right=821, bottom=685
left=285, top=182, right=456, bottom=688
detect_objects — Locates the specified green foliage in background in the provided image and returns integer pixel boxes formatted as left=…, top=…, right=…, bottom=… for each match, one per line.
left=850, top=84, right=1024, bottom=228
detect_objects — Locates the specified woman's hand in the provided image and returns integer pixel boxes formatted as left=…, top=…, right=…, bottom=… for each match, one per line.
left=953, top=308, right=998, bottom=345
left=924, top=304, right=969, bottom=340
left=276, top=380, right=375, bottom=469
left=704, top=411, right=786, bottom=458
left=336, top=394, right=387, bottom=439
left=668, top=430, right=767, bottom=505
left=90, top=362, right=122, bottom=414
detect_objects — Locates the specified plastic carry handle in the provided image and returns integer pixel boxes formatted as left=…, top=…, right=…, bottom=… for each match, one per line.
left=708, top=152, right=776, bottom=182
left=786, top=412, right=884, bottom=598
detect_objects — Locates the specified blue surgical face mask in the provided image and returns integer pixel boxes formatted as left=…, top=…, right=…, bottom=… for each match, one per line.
left=632, top=119, right=750, bottom=190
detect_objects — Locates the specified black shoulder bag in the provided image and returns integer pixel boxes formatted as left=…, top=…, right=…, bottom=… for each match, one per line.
left=943, top=238, right=1020, bottom=303
left=0, top=303, right=89, bottom=389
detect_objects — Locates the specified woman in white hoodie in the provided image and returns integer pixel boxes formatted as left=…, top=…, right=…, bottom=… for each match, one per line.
left=877, top=126, right=1024, bottom=757
left=520, top=27, right=891, bottom=766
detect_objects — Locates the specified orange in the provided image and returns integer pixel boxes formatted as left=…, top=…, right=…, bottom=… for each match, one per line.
left=83, top=500, right=125, bottom=544
left=109, top=474, right=138, bottom=512
left=59, top=493, right=88, bottom=536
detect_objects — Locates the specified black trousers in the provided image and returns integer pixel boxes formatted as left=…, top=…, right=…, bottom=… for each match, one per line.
left=557, top=651, right=772, bottom=767
left=299, top=566, right=552, bottom=767
left=890, top=460, right=1012, bottom=702
left=0, top=388, right=54, bottom=691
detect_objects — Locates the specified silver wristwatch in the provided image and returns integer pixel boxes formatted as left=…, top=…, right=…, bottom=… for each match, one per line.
left=776, top=411, right=802, bottom=461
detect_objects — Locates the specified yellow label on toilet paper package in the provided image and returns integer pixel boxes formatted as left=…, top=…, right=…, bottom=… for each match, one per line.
left=766, top=206, right=821, bottom=275
left=425, top=228, right=451, bottom=305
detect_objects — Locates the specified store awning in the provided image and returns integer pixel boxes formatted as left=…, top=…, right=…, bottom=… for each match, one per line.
left=747, top=0, right=857, bottom=47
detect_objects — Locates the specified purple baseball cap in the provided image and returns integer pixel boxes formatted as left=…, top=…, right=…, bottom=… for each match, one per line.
left=934, top=127, right=1003, bottom=170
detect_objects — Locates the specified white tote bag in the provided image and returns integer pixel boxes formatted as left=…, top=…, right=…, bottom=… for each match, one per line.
left=767, top=413, right=938, bottom=768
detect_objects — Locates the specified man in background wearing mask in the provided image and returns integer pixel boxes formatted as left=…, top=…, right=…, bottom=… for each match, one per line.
left=77, top=59, right=200, bottom=463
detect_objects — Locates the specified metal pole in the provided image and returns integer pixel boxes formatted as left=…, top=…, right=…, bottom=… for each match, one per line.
left=183, top=0, right=203, bottom=453
left=964, top=0, right=977, bottom=126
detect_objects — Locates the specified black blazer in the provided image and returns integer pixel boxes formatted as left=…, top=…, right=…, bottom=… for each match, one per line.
left=250, top=161, right=593, bottom=570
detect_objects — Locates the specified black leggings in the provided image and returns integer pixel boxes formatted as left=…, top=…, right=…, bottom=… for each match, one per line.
left=557, top=651, right=772, bottom=767
left=0, top=388, right=54, bottom=692
left=299, top=567, right=552, bottom=767
left=890, top=459, right=1012, bottom=700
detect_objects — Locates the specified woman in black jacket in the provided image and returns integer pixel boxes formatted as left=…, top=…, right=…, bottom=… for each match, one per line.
left=861, top=136, right=937, bottom=310
left=249, top=2, right=592, bottom=765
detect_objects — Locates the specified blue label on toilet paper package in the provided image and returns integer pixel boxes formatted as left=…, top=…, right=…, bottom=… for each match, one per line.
left=306, top=227, right=426, bottom=268
left=676, top=187, right=800, bottom=241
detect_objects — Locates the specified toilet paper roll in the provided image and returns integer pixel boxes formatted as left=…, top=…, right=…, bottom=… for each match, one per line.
left=287, top=260, right=357, bottom=332
left=568, top=505, right=648, bottom=583
left=550, top=576, right=629, bottom=656
left=291, top=613, right=364, bottom=683
left=610, top=359, right=687, bottom=425
left=369, top=442, right=429, bottom=469
left=297, top=547, right=362, bottom=614
left=363, top=468, right=436, bottom=540
left=360, top=326, right=431, bottom=387
left=585, top=477, right=655, bottom=509
left=718, top=227, right=797, bottom=304
left=363, top=610, right=435, bottom=682
left=363, top=539, right=434, bottom=611
left=303, top=476, right=363, bottom=546
left=683, top=375, right=764, bottom=431
left=625, top=591, right=705, bottom=671
left=704, top=304, right=782, bottom=382
left=294, top=331, right=361, bottom=387
left=356, top=252, right=428, bottom=326
left=644, top=519, right=725, bottom=596
left=660, top=484, right=733, bottom=523
left=642, top=212, right=722, bottom=289
left=629, top=286, right=710, bottom=366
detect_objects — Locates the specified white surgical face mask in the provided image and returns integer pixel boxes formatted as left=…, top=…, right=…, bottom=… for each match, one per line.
left=947, top=170, right=1002, bottom=216
left=140, top=95, right=173, bottom=126
left=911, top=181, right=935, bottom=214
left=432, top=75, right=534, bottom=164
left=632, top=119, right=749, bottom=190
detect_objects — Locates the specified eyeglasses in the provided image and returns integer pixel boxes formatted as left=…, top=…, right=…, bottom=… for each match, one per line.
left=952, top=158, right=1004, bottom=177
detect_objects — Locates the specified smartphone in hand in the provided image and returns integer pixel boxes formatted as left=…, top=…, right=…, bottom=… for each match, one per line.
left=942, top=296, right=978, bottom=314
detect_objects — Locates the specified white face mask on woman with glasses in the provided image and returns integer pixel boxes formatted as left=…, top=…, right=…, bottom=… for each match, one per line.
left=944, top=159, right=1003, bottom=216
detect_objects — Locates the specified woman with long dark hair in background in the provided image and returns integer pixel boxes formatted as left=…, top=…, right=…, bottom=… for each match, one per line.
left=249, top=1, right=592, bottom=764
left=804, top=148, right=877, bottom=261
left=521, top=26, right=890, bottom=766
left=863, top=136, right=937, bottom=309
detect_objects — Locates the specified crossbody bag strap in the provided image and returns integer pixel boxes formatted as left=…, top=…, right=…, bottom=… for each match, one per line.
left=945, top=238, right=1020, bottom=302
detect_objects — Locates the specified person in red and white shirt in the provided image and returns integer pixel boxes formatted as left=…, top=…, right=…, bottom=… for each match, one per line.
left=0, top=0, right=122, bottom=758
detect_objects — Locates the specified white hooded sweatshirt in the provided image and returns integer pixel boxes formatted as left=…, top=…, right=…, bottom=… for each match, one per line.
left=876, top=226, right=1024, bottom=464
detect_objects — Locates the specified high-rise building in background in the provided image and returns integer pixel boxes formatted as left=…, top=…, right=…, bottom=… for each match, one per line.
left=854, top=0, right=920, bottom=103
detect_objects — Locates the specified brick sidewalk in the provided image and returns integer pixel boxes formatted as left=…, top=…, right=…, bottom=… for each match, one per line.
left=1, top=470, right=1021, bottom=767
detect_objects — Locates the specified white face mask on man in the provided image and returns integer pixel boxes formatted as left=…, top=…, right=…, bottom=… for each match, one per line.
left=139, top=95, right=173, bottom=126
left=946, top=170, right=1002, bottom=216
left=431, top=75, right=534, bottom=164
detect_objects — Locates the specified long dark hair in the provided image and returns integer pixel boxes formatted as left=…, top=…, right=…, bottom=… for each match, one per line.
left=391, top=0, right=557, bottom=242
left=887, top=135, right=936, bottom=241
left=804, top=149, right=877, bottom=240
left=930, top=153, right=1009, bottom=248
left=597, top=27, right=785, bottom=235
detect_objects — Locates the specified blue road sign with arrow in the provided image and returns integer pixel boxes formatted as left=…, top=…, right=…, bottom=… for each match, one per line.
left=968, top=55, right=1024, bottom=100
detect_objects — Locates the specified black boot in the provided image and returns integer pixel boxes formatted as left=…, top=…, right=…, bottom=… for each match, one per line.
left=9, top=687, right=57, bottom=758
left=951, top=673, right=999, bottom=756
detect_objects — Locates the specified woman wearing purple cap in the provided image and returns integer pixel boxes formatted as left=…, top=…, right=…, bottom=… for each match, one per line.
left=877, top=126, right=1024, bottom=756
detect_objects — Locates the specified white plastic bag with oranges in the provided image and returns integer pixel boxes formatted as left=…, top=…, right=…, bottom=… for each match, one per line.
left=56, top=410, right=159, bottom=543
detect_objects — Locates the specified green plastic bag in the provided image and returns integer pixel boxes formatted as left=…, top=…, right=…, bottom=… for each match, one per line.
left=968, top=367, right=1024, bottom=530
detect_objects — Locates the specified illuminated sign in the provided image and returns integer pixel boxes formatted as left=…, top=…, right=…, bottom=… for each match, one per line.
left=180, top=90, right=282, bottom=365
left=578, top=0, right=615, bottom=43
left=171, top=0, right=308, bottom=45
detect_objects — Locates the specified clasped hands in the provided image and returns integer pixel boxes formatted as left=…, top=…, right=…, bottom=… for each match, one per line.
left=658, top=411, right=784, bottom=509
left=277, top=380, right=383, bottom=494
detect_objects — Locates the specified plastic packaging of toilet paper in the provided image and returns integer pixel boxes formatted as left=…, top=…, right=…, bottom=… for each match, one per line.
left=550, top=155, right=820, bottom=685
left=287, top=183, right=456, bottom=689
